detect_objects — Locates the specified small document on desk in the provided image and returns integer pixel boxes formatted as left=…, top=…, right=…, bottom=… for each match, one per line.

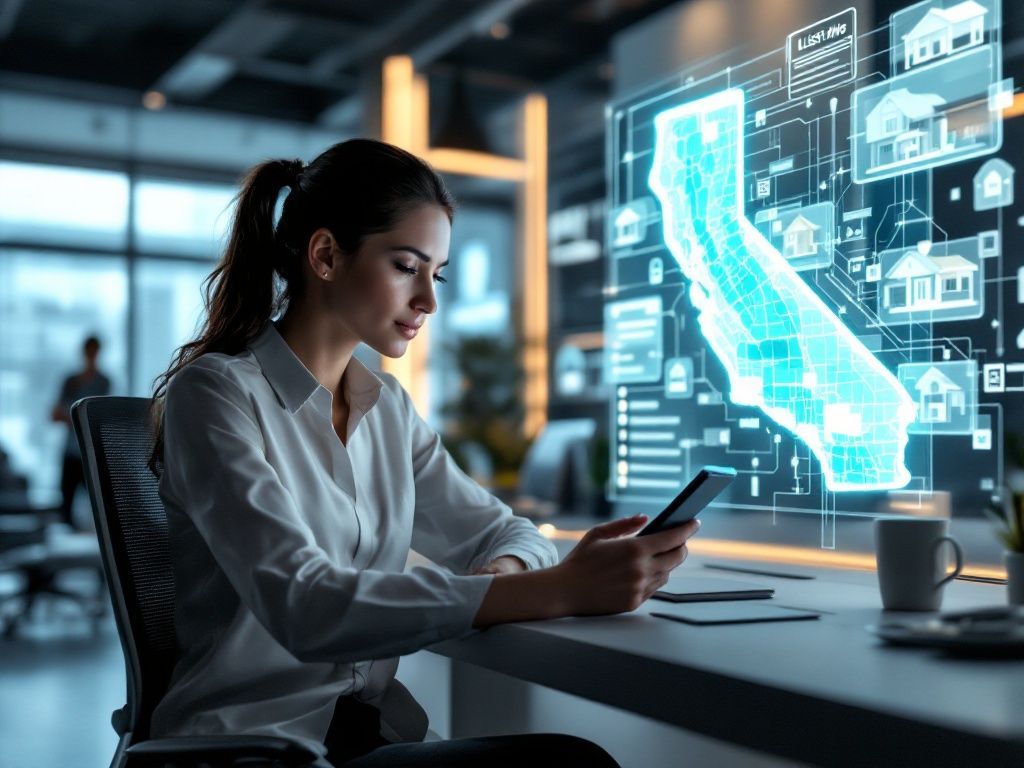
left=651, top=602, right=821, bottom=626
left=652, top=576, right=774, bottom=603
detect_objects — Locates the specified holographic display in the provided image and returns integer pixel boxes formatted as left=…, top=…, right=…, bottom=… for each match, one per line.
left=606, top=0, right=1021, bottom=537
left=648, top=89, right=914, bottom=491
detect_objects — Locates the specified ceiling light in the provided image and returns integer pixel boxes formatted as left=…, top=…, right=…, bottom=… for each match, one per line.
left=142, top=90, right=167, bottom=111
left=489, top=22, right=510, bottom=39
left=432, top=70, right=492, bottom=155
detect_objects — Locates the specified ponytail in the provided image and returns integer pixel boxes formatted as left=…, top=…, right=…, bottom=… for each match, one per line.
left=149, top=139, right=454, bottom=474
left=149, top=158, right=302, bottom=472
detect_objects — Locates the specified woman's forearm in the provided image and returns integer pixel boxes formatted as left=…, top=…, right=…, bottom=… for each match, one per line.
left=472, top=566, right=569, bottom=628
left=471, top=517, right=699, bottom=629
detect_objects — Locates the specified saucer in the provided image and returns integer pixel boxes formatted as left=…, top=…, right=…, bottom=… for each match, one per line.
left=868, top=606, right=1024, bottom=656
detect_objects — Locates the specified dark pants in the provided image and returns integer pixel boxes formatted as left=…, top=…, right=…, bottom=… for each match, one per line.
left=324, top=696, right=620, bottom=768
left=59, top=454, right=84, bottom=529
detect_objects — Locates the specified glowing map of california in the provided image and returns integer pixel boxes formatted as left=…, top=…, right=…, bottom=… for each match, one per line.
left=648, top=88, right=914, bottom=491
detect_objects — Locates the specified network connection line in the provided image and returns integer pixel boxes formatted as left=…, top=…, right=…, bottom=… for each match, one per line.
left=648, top=87, right=915, bottom=491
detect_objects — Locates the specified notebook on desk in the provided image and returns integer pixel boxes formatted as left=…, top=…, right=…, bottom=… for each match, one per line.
left=652, top=576, right=774, bottom=603
left=651, top=601, right=820, bottom=625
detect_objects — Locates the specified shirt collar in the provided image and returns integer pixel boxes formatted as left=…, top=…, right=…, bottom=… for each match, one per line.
left=249, top=323, right=384, bottom=417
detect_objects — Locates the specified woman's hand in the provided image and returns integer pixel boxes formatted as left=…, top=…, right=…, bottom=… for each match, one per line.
left=473, top=555, right=528, bottom=576
left=471, top=516, right=700, bottom=629
left=553, top=515, right=699, bottom=616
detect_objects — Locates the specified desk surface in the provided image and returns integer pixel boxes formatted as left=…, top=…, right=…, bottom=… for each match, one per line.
left=430, top=557, right=1024, bottom=768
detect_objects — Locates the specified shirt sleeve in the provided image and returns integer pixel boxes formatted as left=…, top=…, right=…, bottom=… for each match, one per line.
left=395, top=381, right=560, bottom=575
left=161, top=361, right=495, bottom=664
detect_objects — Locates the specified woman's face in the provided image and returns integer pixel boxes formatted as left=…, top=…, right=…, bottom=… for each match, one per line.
left=329, top=203, right=451, bottom=358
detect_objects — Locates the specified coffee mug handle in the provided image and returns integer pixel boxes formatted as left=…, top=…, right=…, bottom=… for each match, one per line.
left=933, top=535, right=964, bottom=589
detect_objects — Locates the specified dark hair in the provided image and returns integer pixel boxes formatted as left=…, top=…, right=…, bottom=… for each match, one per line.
left=149, top=139, right=455, bottom=472
left=83, top=335, right=101, bottom=352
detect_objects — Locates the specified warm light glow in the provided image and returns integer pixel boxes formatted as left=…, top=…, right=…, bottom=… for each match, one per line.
left=411, top=74, right=429, bottom=155
left=382, top=56, right=415, bottom=150
left=490, top=21, right=511, bottom=39
left=539, top=527, right=1007, bottom=580
left=538, top=523, right=556, bottom=538
left=380, top=55, right=424, bottom=410
left=561, top=331, right=604, bottom=350
left=142, top=90, right=167, bottom=111
left=427, top=148, right=527, bottom=181
left=522, top=93, right=548, bottom=439
left=1004, top=92, right=1024, bottom=119
left=380, top=57, right=549, bottom=431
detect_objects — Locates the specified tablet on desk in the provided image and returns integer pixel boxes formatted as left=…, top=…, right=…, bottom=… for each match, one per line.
left=652, top=602, right=821, bottom=625
left=637, top=465, right=736, bottom=537
left=652, top=576, right=774, bottom=603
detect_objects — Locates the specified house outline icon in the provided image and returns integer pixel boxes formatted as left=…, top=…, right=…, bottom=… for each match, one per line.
left=901, top=0, right=987, bottom=71
left=973, top=158, right=1014, bottom=210
left=782, top=214, right=820, bottom=258
left=913, top=366, right=965, bottom=424
left=612, top=206, right=642, bottom=247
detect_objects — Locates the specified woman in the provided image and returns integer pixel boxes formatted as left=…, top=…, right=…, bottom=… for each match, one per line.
left=150, top=139, right=698, bottom=767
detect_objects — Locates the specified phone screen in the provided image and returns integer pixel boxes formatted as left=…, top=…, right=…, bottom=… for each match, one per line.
left=637, top=466, right=736, bottom=536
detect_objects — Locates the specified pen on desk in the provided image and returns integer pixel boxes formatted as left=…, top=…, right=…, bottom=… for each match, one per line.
left=704, top=563, right=815, bottom=580
left=955, top=574, right=1008, bottom=585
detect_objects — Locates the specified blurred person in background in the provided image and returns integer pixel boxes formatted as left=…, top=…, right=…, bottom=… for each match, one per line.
left=51, top=335, right=110, bottom=528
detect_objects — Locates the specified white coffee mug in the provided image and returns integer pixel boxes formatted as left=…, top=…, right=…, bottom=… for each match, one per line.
left=874, top=518, right=964, bottom=611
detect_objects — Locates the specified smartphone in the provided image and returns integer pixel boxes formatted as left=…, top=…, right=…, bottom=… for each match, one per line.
left=636, top=465, right=736, bottom=536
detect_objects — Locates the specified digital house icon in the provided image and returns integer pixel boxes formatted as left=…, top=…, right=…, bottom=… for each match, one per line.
left=973, top=158, right=1014, bottom=210
left=782, top=214, right=820, bottom=258
left=913, top=365, right=965, bottom=424
left=612, top=206, right=642, bottom=247
left=901, top=0, right=987, bottom=70
left=883, top=246, right=978, bottom=314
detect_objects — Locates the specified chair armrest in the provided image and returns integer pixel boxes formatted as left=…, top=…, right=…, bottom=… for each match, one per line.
left=125, top=734, right=323, bottom=767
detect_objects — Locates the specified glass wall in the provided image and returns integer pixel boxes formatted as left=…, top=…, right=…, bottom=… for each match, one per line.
left=0, top=159, right=233, bottom=499
left=132, top=259, right=214, bottom=398
left=133, top=178, right=234, bottom=257
left=0, top=251, right=128, bottom=495
left=0, top=161, right=129, bottom=249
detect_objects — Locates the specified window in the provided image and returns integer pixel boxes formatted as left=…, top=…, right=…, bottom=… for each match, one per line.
left=134, top=179, right=235, bottom=257
left=0, top=162, right=129, bottom=249
left=0, top=160, right=227, bottom=499
left=132, top=259, right=213, bottom=397
left=0, top=250, right=128, bottom=495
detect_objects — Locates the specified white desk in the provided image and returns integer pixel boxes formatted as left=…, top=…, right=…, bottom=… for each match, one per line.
left=428, top=558, right=1024, bottom=767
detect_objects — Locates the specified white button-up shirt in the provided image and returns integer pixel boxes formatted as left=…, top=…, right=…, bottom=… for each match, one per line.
left=151, top=322, right=558, bottom=754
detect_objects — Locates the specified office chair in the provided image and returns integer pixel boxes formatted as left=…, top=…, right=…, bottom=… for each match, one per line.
left=73, top=396, right=325, bottom=768
left=0, top=465, right=105, bottom=637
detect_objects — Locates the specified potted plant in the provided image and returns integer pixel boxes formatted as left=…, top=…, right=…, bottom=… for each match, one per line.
left=987, top=491, right=1024, bottom=605
left=440, top=335, right=531, bottom=494
left=988, top=434, right=1024, bottom=604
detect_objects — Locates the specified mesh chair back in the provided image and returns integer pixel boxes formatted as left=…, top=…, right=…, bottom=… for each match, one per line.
left=73, top=396, right=176, bottom=741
